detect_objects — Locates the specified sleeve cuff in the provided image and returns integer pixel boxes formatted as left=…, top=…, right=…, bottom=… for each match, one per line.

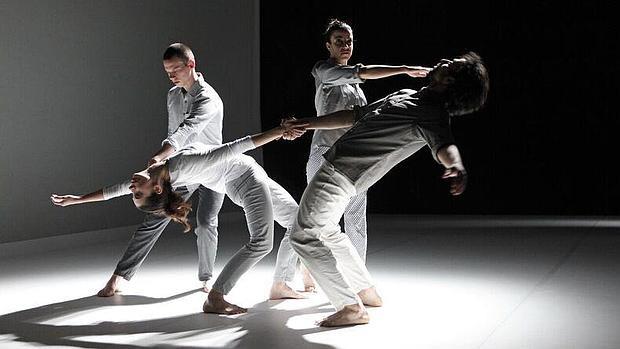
left=354, top=63, right=366, bottom=83
left=162, top=138, right=179, bottom=151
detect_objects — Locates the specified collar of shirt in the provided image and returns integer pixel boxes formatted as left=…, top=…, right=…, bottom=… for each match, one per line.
left=183, top=72, right=206, bottom=97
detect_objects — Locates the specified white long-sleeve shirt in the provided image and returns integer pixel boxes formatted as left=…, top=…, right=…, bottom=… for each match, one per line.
left=103, top=136, right=256, bottom=200
left=163, top=73, right=223, bottom=150
left=310, top=59, right=367, bottom=149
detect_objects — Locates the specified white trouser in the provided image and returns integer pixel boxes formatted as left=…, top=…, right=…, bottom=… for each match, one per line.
left=290, top=161, right=374, bottom=310
left=211, top=164, right=298, bottom=294
left=307, top=146, right=368, bottom=261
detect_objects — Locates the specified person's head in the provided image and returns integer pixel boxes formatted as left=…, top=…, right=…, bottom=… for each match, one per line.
left=430, top=51, right=490, bottom=116
left=129, top=167, right=192, bottom=232
left=162, top=43, right=197, bottom=88
left=323, top=19, right=354, bottom=64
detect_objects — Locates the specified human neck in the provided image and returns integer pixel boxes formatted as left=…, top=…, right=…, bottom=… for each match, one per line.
left=181, top=70, right=199, bottom=91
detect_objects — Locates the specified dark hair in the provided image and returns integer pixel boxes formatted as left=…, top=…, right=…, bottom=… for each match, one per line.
left=162, top=43, right=194, bottom=64
left=323, top=18, right=353, bottom=43
left=137, top=180, right=192, bottom=232
left=444, top=51, right=490, bottom=117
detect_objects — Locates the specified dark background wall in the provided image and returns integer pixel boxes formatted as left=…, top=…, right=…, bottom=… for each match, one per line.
left=260, top=0, right=619, bottom=215
left=0, top=0, right=260, bottom=243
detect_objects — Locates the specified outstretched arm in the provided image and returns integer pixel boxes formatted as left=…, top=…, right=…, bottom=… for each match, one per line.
left=282, top=110, right=355, bottom=132
left=436, top=144, right=467, bottom=196
left=358, top=65, right=431, bottom=80
left=51, top=190, right=105, bottom=207
left=250, top=125, right=307, bottom=147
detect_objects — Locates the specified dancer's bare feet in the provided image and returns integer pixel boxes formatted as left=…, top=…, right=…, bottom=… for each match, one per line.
left=301, top=266, right=316, bottom=293
left=317, top=304, right=369, bottom=327
left=269, top=281, right=307, bottom=300
left=357, top=286, right=383, bottom=307
left=203, top=290, right=247, bottom=314
left=97, top=274, right=122, bottom=297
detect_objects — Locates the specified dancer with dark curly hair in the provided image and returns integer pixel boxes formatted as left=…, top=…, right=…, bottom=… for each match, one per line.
left=283, top=52, right=490, bottom=326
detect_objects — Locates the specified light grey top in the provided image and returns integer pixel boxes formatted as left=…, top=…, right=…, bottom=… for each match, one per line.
left=102, top=136, right=256, bottom=200
left=163, top=73, right=223, bottom=150
left=310, top=59, right=367, bottom=149
left=324, top=88, right=455, bottom=193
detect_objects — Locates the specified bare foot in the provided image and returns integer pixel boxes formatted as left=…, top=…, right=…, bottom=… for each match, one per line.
left=202, top=281, right=210, bottom=293
left=301, top=266, right=316, bottom=293
left=357, top=286, right=383, bottom=307
left=97, top=274, right=122, bottom=297
left=269, top=281, right=307, bottom=300
left=317, top=304, right=369, bottom=327
left=203, top=290, right=247, bottom=314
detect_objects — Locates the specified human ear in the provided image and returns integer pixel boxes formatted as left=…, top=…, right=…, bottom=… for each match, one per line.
left=153, top=185, right=163, bottom=195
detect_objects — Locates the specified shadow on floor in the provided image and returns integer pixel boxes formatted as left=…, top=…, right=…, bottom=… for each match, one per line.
left=0, top=289, right=339, bottom=349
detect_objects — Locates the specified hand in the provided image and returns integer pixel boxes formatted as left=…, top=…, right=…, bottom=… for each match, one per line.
left=405, top=66, right=432, bottom=78
left=50, top=194, right=82, bottom=207
left=280, top=117, right=309, bottom=141
left=441, top=167, right=467, bottom=196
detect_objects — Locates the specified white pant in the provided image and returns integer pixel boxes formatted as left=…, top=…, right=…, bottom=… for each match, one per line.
left=306, top=146, right=368, bottom=260
left=290, top=161, right=374, bottom=310
left=212, top=164, right=298, bottom=294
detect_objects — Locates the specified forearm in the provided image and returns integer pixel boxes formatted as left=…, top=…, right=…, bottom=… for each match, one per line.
left=437, top=144, right=465, bottom=170
left=151, top=143, right=176, bottom=162
left=251, top=127, right=285, bottom=148
left=79, top=190, right=105, bottom=204
left=51, top=189, right=105, bottom=207
left=299, top=110, right=355, bottom=130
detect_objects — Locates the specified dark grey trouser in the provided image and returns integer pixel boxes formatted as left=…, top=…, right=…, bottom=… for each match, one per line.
left=114, top=185, right=225, bottom=282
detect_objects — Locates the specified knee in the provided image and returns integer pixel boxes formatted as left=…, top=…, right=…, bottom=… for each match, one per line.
left=194, top=223, right=218, bottom=239
left=196, top=213, right=218, bottom=228
left=250, top=236, right=273, bottom=256
left=289, top=230, right=305, bottom=252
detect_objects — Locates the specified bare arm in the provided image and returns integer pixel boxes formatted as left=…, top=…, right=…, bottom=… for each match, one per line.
left=149, top=143, right=176, bottom=165
left=283, top=110, right=355, bottom=131
left=436, top=144, right=467, bottom=196
left=51, top=189, right=105, bottom=207
left=358, top=65, right=431, bottom=80
left=250, top=125, right=306, bottom=147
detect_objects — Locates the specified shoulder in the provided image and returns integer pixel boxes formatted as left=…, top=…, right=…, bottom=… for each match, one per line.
left=312, top=59, right=334, bottom=73
left=168, top=85, right=182, bottom=96
left=195, top=82, right=223, bottom=105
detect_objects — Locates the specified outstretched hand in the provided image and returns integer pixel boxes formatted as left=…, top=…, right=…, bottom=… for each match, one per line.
left=405, top=66, right=432, bottom=78
left=280, top=117, right=309, bottom=141
left=441, top=167, right=467, bottom=196
left=50, top=194, right=82, bottom=207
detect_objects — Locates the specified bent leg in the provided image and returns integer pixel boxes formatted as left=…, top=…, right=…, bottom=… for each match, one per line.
left=291, top=163, right=374, bottom=310
left=211, top=171, right=274, bottom=295
left=266, top=177, right=306, bottom=299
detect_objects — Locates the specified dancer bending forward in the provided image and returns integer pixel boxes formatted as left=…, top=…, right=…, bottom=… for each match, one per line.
left=52, top=125, right=306, bottom=314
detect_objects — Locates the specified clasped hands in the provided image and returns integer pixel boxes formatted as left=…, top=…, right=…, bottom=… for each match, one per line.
left=280, top=117, right=310, bottom=141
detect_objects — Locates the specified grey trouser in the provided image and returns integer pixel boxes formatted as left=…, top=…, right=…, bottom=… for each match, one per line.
left=114, top=185, right=224, bottom=282
left=291, top=162, right=374, bottom=310
left=212, top=164, right=298, bottom=294
left=307, top=146, right=368, bottom=261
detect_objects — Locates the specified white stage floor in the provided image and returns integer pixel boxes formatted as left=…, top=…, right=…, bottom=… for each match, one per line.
left=1, top=214, right=619, bottom=349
